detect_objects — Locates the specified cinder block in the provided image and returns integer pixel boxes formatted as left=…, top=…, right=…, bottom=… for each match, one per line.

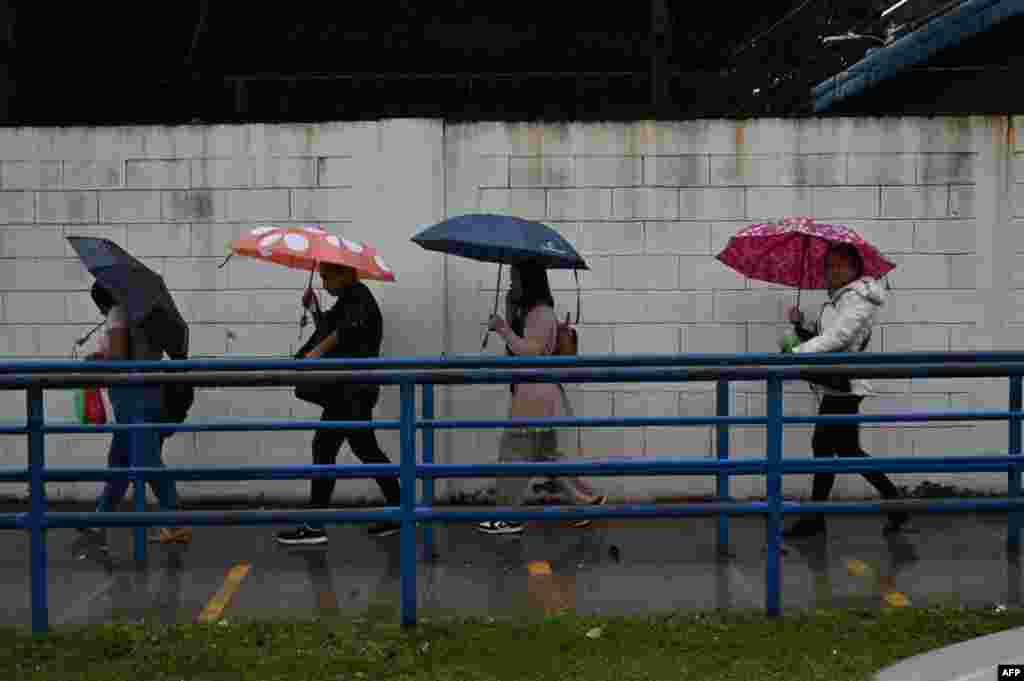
left=317, top=156, right=353, bottom=186
left=190, top=222, right=247, bottom=256
left=709, top=220, right=763, bottom=254
left=846, top=153, right=916, bottom=185
left=40, top=324, right=100, bottom=357
left=0, top=258, right=90, bottom=292
left=579, top=427, right=644, bottom=459
left=882, top=291, right=982, bottom=323
left=811, top=187, right=879, bottom=219
left=886, top=254, right=949, bottom=288
left=611, top=188, right=677, bottom=219
left=248, top=291, right=309, bottom=323
left=680, top=390, right=717, bottom=418
left=571, top=325, right=613, bottom=354
left=1014, top=185, right=1024, bottom=219
left=711, top=154, right=844, bottom=186
left=123, top=223, right=192, bottom=257
left=4, top=292, right=67, bottom=323
left=37, top=191, right=98, bottom=223
left=98, top=190, right=161, bottom=222
left=683, top=324, right=746, bottom=353
left=548, top=188, right=613, bottom=220
left=575, top=156, right=641, bottom=186
left=950, top=254, right=981, bottom=288
left=0, top=191, right=33, bottom=223
left=677, top=255, right=745, bottom=290
left=289, top=188, right=350, bottom=220
left=576, top=221, right=643, bottom=254
left=880, top=186, right=948, bottom=218
left=466, top=155, right=509, bottom=188
left=913, top=219, right=976, bottom=253
left=124, top=160, right=189, bottom=188
left=477, top=188, right=546, bottom=219
left=580, top=291, right=711, bottom=324
left=2, top=161, right=61, bottom=189
left=613, top=255, right=677, bottom=290
left=612, top=324, right=679, bottom=354
left=949, top=185, right=974, bottom=218
left=192, top=158, right=316, bottom=188
left=64, top=161, right=122, bottom=188
left=882, top=325, right=949, bottom=352
left=918, top=153, right=976, bottom=184
left=226, top=255, right=307, bottom=289
left=747, top=323, right=787, bottom=353
left=645, top=221, right=710, bottom=255
left=0, top=225, right=65, bottom=257
left=744, top=187, right=810, bottom=219
left=0, top=325, right=40, bottom=355
left=644, top=156, right=707, bottom=186
left=225, top=326, right=303, bottom=358
left=548, top=256, right=612, bottom=290
left=509, top=156, right=573, bottom=187
left=159, top=190, right=216, bottom=222
left=61, top=225, right=127, bottom=255
left=680, top=188, right=745, bottom=219
left=615, top=390, right=679, bottom=419
left=713, top=291, right=785, bottom=323
left=645, top=426, right=710, bottom=458
left=162, top=257, right=229, bottom=292
left=843, top=220, right=915, bottom=253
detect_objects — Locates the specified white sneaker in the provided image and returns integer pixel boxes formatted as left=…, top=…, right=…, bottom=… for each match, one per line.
left=477, top=520, right=524, bottom=535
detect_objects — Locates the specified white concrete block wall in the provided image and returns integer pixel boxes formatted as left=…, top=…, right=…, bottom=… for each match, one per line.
left=0, top=116, right=1018, bottom=504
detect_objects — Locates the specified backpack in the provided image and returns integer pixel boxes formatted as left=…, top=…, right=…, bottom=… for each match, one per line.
left=555, top=312, right=578, bottom=355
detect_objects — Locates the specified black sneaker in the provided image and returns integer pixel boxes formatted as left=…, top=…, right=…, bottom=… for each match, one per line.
left=276, top=525, right=327, bottom=546
left=782, top=518, right=826, bottom=539
left=477, top=520, right=524, bottom=535
left=368, top=522, right=400, bottom=537
left=883, top=512, right=911, bottom=535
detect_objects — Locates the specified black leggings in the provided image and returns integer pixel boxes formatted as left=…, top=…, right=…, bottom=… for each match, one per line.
left=808, top=394, right=901, bottom=515
left=311, top=397, right=400, bottom=508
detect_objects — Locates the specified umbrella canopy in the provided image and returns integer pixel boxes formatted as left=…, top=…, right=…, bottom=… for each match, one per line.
left=229, top=225, right=395, bottom=281
left=411, top=213, right=588, bottom=270
left=715, top=216, right=896, bottom=290
left=67, top=236, right=189, bottom=359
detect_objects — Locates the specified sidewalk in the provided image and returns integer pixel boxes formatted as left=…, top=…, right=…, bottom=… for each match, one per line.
left=875, top=624, right=1024, bottom=681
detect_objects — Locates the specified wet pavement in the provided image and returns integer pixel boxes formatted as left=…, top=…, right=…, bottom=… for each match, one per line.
left=0, top=506, right=1021, bottom=629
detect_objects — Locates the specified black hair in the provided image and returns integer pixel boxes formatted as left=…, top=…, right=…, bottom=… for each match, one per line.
left=507, top=264, right=555, bottom=340
left=90, top=281, right=116, bottom=315
left=826, top=242, right=864, bottom=279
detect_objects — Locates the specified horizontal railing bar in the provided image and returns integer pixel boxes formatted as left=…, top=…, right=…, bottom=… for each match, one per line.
left=41, top=419, right=400, bottom=434
left=0, top=425, right=27, bottom=434
left=419, top=415, right=769, bottom=429
left=0, top=513, right=22, bottom=529
left=786, top=498, right=1024, bottom=513
left=783, top=410, right=1022, bottom=424
left=4, top=362, right=1024, bottom=390
left=0, top=469, right=29, bottom=482
left=43, top=464, right=402, bottom=482
left=43, top=509, right=403, bottom=528
left=5, top=351, right=1024, bottom=373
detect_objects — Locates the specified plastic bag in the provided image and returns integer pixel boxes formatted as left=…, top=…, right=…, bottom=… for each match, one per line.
left=74, top=387, right=108, bottom=425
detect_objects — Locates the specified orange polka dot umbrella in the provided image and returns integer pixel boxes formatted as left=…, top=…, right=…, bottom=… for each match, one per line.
left=227, top=225, right=395, bottom=281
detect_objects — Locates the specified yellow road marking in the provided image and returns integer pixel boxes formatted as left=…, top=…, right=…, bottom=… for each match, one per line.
left=197, top=561, right=251, bottom=624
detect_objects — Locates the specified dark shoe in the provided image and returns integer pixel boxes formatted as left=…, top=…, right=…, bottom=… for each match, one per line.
left=276, top=525, right=327, bottom=546
left=368, top=522, right=400, bottom=537
left=477, top=520, right=524, bottom=535
left=782, top=518, right=826, bottom=538
left=569, top=495, right=607, bottom=528
left=883, top=512, right=911, bottom=535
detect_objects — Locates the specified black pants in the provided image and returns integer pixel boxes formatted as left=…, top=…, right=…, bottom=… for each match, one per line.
left=807, top=394, right=901, bottom=520
left=312, top=393, right=400, bottom=509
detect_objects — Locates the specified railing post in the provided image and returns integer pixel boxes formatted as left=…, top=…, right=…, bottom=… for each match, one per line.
left=421, top=383, right=436, bottom=561
left=27, top=386, right=48, bottom=634
left=130, top=415, right=147, bottom=566
left=399, top=381, right=417, bottom=627
left=765, top=375, right=783, bottom=617
left=1009, top=375, right=1022, bottom=554
left=716, top=378, right=731, bottom=557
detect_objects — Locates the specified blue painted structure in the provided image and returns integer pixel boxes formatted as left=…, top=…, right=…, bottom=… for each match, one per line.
left=812, top=0, right=1024, bottom=112
left=1, top=351, right=1024, bottom=633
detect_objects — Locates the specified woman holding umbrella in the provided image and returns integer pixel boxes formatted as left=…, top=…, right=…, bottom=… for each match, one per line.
left=717, top=217, right=910, bottom=539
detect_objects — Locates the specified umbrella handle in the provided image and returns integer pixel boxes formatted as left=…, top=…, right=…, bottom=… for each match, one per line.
left=482, top=264, right=503, bottom=350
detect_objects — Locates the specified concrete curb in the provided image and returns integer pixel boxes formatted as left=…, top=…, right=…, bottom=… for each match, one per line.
left=875, top=625, right=1024, bottom=681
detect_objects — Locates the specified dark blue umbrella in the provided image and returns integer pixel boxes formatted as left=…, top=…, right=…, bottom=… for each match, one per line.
left=411, top=214, right=588, bottom=270
left=67, top=236, right=189, bottom=359
left=412, top=214, right=588, bottom=348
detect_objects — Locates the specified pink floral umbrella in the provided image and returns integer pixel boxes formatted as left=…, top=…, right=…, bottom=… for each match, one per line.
left=715, top=216, right=896, bottom=302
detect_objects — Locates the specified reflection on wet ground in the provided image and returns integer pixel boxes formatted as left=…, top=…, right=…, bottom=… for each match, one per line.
left=0, top=508, right=1019, bottom=628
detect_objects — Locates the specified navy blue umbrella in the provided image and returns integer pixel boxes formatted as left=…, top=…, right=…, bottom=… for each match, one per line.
left=67, top=236, right=189, bottom=359
left=412, top=214, right=587, bottom=348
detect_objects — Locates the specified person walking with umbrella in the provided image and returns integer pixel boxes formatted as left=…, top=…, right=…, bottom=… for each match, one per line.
left=412, top=213, right=604, bottom=535
left=69, top=237, right=192, bottom=546
left=781, top=242, right=909, bottom=537
left=222, top=225, right=400, bottom=546
left=717, top=217, right=910, bottom=538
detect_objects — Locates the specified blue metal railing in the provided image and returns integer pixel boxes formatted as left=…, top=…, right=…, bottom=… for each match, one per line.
left=2, top=351, right=1024, bottom=633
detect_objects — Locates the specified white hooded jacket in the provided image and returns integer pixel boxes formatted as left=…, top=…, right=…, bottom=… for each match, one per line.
left=792, top=276, right=886, bottom=396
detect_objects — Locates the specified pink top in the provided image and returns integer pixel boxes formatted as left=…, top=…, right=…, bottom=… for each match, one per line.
left=496, top=304, right=565, bottom=422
